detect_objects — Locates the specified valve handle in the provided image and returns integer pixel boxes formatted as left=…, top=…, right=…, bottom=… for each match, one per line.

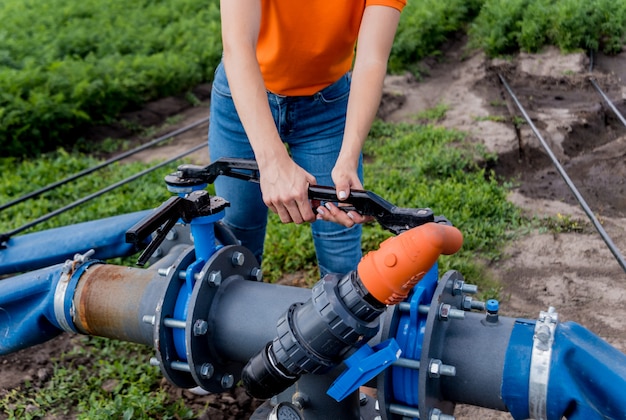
left=125, top=191, right=228, bottom=266
left=308, top=185, right=445, bottom=234
left=169, top=158, right=448, bottom=235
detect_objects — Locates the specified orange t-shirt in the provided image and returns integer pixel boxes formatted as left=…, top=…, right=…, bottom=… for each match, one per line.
left=257, top=0, right=406, bottom=96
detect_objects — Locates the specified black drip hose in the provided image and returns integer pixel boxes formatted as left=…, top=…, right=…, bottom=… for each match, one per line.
left=588, top=49, right=626, bottom=128
left=1, top=142, right=207, bottom=246
left=498, top=73, right=626, bottom=274
left=0, top=116, right=210, bottom=212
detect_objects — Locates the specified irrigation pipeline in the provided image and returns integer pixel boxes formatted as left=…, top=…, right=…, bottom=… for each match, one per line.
left=498, top=73, right=626, bottom=274
left=0, top=142, right=207, bottom=246
left=589, top=78, right=626, bottom=127
left=587, top=51, right=626, bottom=128
left=0, top=116, right=210, bottom=213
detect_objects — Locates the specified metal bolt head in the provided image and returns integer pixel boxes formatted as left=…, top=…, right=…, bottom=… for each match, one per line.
left=208, top=271, right=222, bottom=287
left=250, top=267, right=263, bottom=281
left=430, top=408, right=455, bottom=420
left=231, top=251, right=245, bottom=267
left=193, top=319, right=208, bottom=336
left=292, top=392, right=309, bottom=410
left=535, top=325, right=551, bottom=344
left=359, top=392, right=368, bottom=406
left=165, top=228, right=178, bottom=241
left=429, top=359, right=442, bottom=378
left=62, top=260, right=73, bottom=274
left=462, top=296, right=474, bottom=310
left=221, top=373, right=234, bottom=389
left=439, top=303, right=466, bottom=321
left=452, top=280, right=465, bottom=296
left=199, top=363, right=214, bottom=379
left=439, top=304, right=451, bottom=320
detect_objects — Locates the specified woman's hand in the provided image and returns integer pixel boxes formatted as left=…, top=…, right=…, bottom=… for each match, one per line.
left=315, top=165, right=374, bottom=227
left=259, top=157, right=317, bottom=224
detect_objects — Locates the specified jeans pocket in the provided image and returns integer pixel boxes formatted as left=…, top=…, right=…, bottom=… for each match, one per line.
left=212, top=62, right=233, bottom=99
left=316, top=73, right=351, bottom=104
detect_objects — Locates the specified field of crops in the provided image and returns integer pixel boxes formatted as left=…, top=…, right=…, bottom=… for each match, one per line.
left=1, top=0, right=625, bottom=417
left=3, top=0, right=623, bottom=158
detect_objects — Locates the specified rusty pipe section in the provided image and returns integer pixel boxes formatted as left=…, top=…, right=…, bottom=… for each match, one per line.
left=70, top=264, right=168, bottom=347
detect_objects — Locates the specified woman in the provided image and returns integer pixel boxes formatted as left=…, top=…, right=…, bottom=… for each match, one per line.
left=209, top=0, right=405, bottom=276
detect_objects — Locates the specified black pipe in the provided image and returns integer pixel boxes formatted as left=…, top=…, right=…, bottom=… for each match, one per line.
left=0, top=116, right=209, bottom=212
left=589, top=77, right=626, bottom=127
left=1, top=143, right=206, bottom=245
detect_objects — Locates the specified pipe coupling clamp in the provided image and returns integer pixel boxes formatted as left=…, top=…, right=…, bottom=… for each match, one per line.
left=529, top=306, right=558, bottom=420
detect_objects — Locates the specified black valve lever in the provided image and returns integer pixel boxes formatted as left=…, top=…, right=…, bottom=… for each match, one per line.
left=307, top=185, right=441, bottom=235
left=126, top=190, right=229, bottom=266
left=164, top=158, right=446, bottom=235
left=165, top=158, right=261, bottom=189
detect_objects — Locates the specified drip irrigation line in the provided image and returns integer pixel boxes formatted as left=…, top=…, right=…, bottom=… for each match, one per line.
left=588, top=49, right=626, bottom=128
left=0, top=142, right=207, bottom=246
left=589, top=77, right=626, bottom=128
left=498, top=73, right=626, bottom=274
left=0, top=116, right=210, bottom=213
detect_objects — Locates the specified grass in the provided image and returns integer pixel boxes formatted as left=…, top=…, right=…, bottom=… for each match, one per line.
left=0, top=337, right=194, bottom=420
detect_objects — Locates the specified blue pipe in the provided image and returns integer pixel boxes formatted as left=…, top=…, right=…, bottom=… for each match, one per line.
left=503, top=320, right=626, bottom=419
left=172, top=212, right=224, bottom=360
left=0, top=210, right=152, bottom=275
left=0, top=265, right=63, bottom=354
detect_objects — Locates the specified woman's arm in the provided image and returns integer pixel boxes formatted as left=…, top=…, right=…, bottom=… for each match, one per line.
left=318, top=5, right=401, bottom=226
left=219, top=0, right=317, bottom=224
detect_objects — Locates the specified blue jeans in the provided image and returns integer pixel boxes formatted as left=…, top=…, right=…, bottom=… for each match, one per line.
left=208, top=61, right=363, bottom=277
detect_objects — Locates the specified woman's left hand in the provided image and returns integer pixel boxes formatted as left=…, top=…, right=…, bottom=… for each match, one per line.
left=314, top=168, right=374, bottom=227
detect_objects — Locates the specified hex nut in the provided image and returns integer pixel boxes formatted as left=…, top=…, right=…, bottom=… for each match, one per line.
left=193, top=319, right=208, bottom=336
left=199, top=363, right=214, bottom=379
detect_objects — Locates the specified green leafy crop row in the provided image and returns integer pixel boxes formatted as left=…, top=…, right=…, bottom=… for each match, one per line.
left=469, top=0, right=626, bottom=56
left=389, top=0, right=485, bottom=73
left=0, top=0, right=221, bottom=157
left=1, top=0, right=488, bottom=158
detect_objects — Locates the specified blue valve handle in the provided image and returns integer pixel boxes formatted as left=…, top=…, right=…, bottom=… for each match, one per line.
left=327, top=339, right=401, bottom=402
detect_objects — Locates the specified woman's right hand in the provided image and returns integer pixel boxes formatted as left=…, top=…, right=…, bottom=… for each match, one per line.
left=259, top=157, right=317, bottom=224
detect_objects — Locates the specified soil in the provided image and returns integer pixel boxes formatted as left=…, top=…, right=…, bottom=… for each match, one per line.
left=2, top=37, right=626, bottom=419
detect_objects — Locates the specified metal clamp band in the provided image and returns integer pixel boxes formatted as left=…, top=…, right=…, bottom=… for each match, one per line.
left=529, top=306, right=558, bottom=420
left=53, top=250, right=96, bottom=333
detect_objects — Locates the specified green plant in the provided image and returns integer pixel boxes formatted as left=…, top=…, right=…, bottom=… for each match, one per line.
left=0, top=337, right=194, bottom=419
left=389, top=0, right=486, bottom=74
left=470, top=0, right=626, bottom=56
left=474, top=115, right=508, bottom=123
left=414, top=103, right=450, bottom=123
left=469, top=0, right=529, bottom=56
left=0, top=0, right=222, bottom=157
left=537, top=213, right=586, bottom=234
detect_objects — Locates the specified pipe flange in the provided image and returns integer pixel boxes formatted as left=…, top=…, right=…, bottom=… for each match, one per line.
left=418, top=270, right=466, bottom=419
left=153, top=247, right=198, bottom=388
left=187, top=245, right=259, bottom=392
left=528, top=307, right=558, bottom=420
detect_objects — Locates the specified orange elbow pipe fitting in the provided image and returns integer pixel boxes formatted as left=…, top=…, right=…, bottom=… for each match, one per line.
left=358, top=223, right=463, bottom=305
